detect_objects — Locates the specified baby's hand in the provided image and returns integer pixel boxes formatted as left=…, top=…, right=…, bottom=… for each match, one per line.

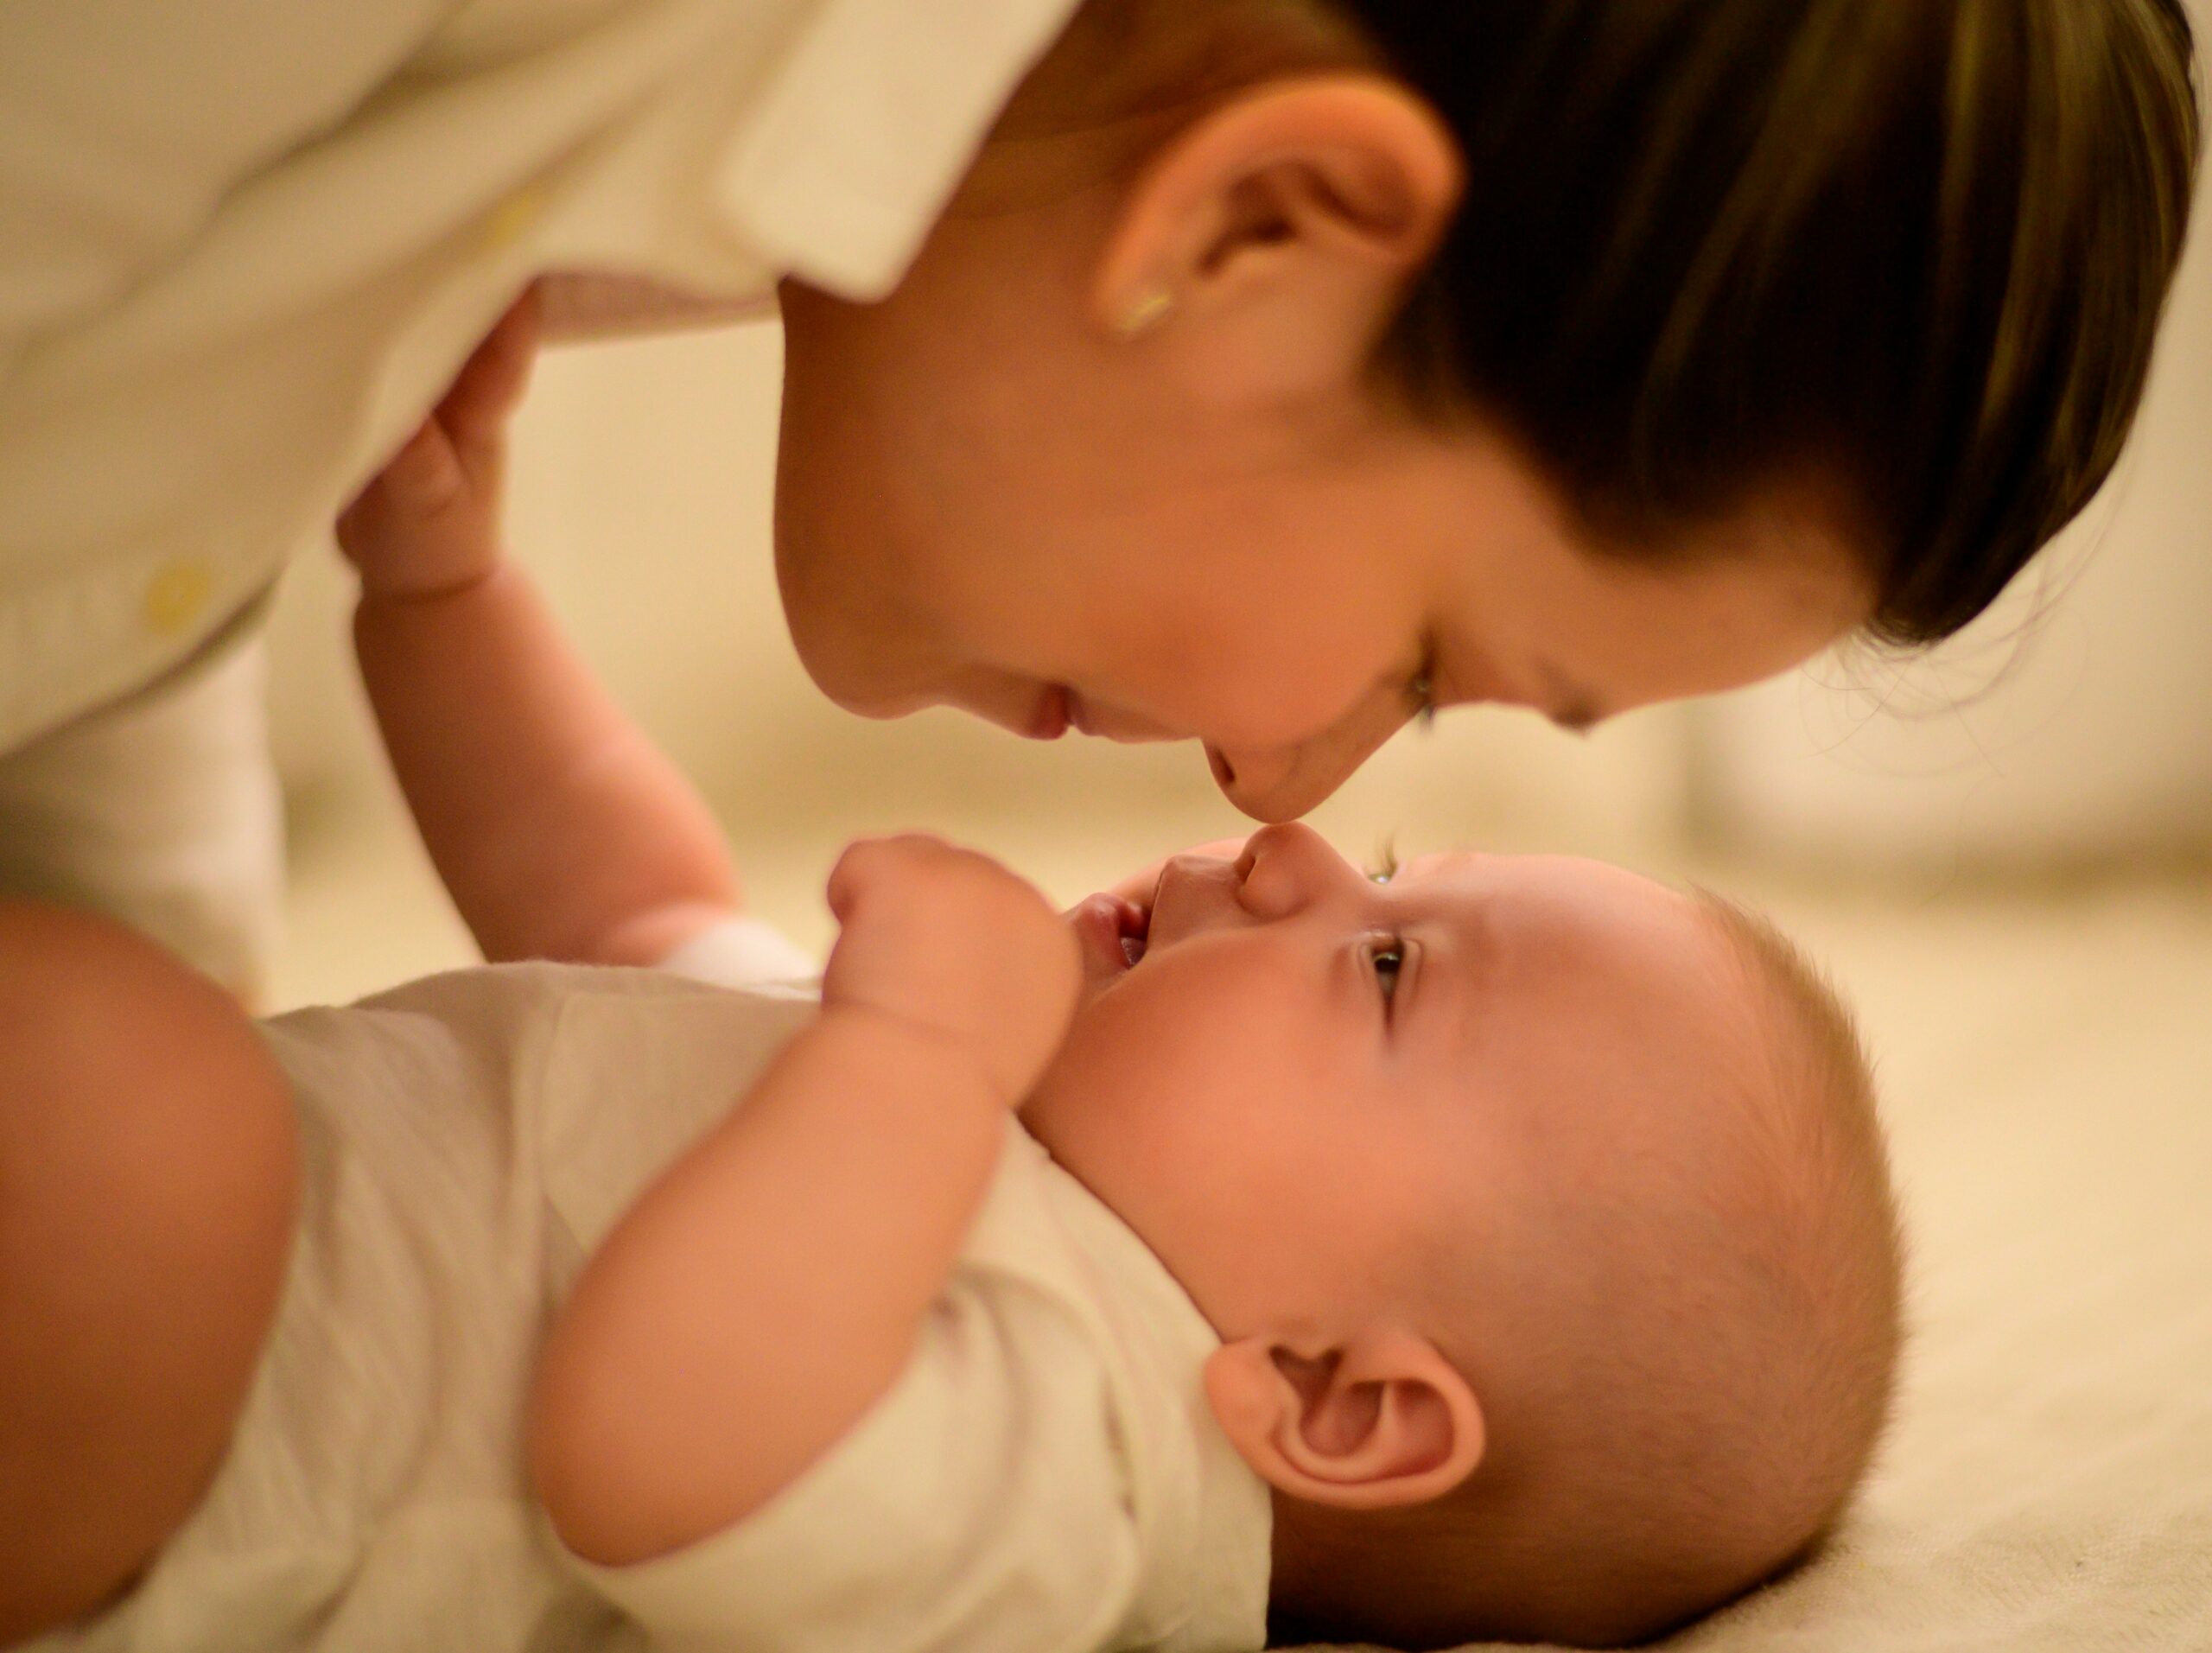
left=336, top=289, right=540, bottom=601
left=822, top=835, right=1080, bottom=1108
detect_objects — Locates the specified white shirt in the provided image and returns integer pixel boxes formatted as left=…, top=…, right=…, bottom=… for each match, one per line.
left=555, top=1035, right=1272, bottom=1653
left=29, top=923, right=1271, bottom=1653
left=0, top=0, right=1083, bottom=752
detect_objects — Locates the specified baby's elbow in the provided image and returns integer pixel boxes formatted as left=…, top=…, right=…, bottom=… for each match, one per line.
left=527, top=1308, right=717, bottom=1567
left=527, top=1325, right=641, bottom=1565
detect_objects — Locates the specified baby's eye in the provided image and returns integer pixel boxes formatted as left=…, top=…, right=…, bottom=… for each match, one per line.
left=1368, top=938, right=1406, bottom=1004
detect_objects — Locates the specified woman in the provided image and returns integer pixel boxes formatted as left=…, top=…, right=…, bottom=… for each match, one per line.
left=0, top=0, right=2198, bottom=988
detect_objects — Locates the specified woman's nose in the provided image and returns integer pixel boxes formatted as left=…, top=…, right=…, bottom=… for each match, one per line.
left=1207, top=698, right=1409, bottom=823
left=1234, top=821, right=1353, bottom=919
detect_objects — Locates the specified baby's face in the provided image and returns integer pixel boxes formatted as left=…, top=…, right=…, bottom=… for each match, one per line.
left=1022, top=823, right=1757, bottom=1339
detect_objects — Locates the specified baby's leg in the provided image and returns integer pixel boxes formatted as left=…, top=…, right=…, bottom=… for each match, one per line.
left=0, top=902, right=297, bottom=1641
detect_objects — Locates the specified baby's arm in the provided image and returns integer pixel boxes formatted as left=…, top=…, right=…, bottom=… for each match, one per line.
left=529, top=836, right=1080, bottom=1566
left=335, top=291, right=737, bottom=967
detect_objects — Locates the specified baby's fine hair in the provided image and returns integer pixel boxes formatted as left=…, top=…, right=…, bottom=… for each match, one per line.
left=1321, top=0, right=2202, bottom=645
left=1275, top=893, right=1904, bottom=1651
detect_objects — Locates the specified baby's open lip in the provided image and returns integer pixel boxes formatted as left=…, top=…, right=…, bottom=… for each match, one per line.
left=1071, top=891, right=1150, bottom=975
left=1122, top=894, right=1150, bottom=967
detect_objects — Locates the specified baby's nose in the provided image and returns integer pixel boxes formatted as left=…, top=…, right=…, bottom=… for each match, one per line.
left=1235, top=822, right=1349, bottom=919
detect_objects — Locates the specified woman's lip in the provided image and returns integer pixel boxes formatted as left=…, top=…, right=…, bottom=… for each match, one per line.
left=1066, top=693, right=1183, bottom=743
left=1027, top=684, right=1071, bottom=741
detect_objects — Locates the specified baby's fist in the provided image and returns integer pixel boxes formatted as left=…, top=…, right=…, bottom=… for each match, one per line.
left=822, top=836, right=1079, bottom=1107
left=336, top=290, right=538, bottom=601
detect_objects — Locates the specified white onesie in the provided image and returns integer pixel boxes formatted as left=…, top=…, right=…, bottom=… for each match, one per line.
left=26, top=925, right=1271, bottom=1653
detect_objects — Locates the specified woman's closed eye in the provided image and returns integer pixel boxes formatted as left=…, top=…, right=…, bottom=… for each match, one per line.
left=1404, top=652, right=1439, bottom=732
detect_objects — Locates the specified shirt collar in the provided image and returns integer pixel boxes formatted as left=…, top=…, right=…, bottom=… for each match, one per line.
left=1019, top=1131, right=1276, bottom=1653
left=714, top=0, right=1087, bottom=300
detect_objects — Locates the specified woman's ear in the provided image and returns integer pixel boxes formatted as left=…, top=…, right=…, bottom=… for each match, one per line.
left=1091, top=75, right=1462, bottom=407
left=1204, top=1329, right=1484, bottom=1511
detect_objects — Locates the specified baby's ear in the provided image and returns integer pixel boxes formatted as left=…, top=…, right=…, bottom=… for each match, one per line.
left=1203, top=1331, right=1483, bottom=1510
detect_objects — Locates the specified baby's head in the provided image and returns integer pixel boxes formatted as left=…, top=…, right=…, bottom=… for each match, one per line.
left=1025, top=824, right=1902, bottom=1646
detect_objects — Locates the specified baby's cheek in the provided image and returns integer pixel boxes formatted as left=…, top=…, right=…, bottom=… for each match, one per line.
left=1034, top=943, right=1306, bottom=1135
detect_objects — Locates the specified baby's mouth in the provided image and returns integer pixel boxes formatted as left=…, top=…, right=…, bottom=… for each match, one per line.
left=1121, top=897, right=1150, bottom=968
left=1070, top=892, right=1150, bottom=984
left=1107, top=889, right=1151, bottom=970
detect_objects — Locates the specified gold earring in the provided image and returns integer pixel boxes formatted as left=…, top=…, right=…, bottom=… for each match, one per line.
left=1115, top=288, right=1174, bottom=339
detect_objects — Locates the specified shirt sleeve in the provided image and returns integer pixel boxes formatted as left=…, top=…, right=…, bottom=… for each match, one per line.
left=652, top=917, right=819, bottom=992
left=553, top=1270, right=1145, bottom=1653
left=0, top=0, right=454, bottom=366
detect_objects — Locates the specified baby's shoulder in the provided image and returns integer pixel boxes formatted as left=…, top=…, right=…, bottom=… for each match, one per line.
left=262, top=962, right=810, bottom=1143
left=267, top=958, right=796, bottom=1052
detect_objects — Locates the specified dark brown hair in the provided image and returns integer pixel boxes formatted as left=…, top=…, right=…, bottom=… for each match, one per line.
left=1340, top=0, right=2202, bottom=643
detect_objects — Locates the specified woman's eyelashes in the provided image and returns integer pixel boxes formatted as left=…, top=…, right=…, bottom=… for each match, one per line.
left=1404, top=653, right=1439, bottom=731
left=1366, top=844, right=1401, bottom=885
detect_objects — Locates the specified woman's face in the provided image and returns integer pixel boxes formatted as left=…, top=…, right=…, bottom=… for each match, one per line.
left=772, top=154, right=1872, bottom=823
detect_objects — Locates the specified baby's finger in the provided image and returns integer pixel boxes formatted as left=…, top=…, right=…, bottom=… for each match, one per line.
left=336, top=420, right=467, bottom=553
left=825, top=836, right=899, bottom=924
left=435, top=288, right=542, bottom=449
left=826, top=833, right=968, bottom=924
left=824, top=851, right=862, bottom=925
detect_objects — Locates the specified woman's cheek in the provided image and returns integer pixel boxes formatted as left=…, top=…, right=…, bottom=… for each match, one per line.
left=1177, top=658, right=1389, bottom=760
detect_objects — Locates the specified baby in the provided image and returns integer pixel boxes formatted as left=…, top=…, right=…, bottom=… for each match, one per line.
left=0, top=318, right=1903, bottom=1653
